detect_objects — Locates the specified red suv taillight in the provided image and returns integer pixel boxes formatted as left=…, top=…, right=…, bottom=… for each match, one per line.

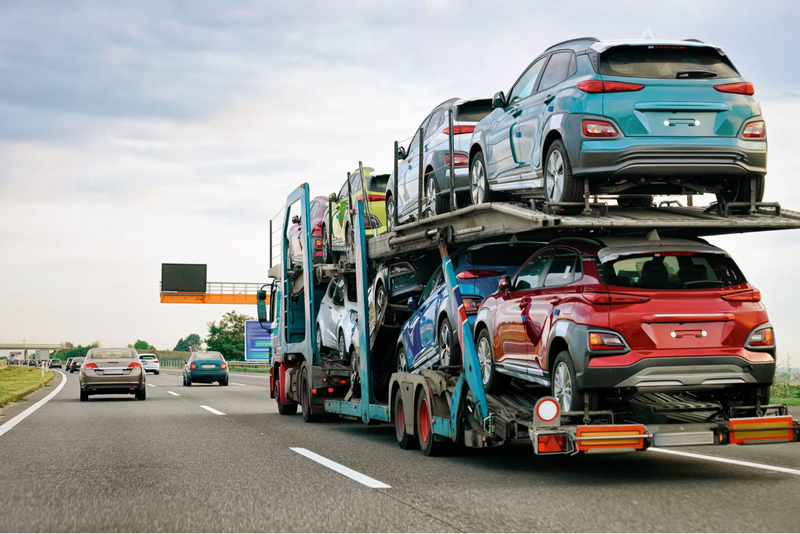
left=741, top=121, right=766, bottom=139
left=445, top=154, right=469, bottom=166
left=358, top=194, right=385, bottom=202
left=443, top=125, right=475, bottom=135
left=584, top=293, right=651, bottom=305
left=722, top=289, right=761, bottom=302
left=128, top=362, right=142, bottom=369
left=456, top=269, right=504, bottom=279
left=461, top=296, right=483, bottom=313
left=577, top=80, right=645, bottom=93
left=221, top=362, right=227, bottom=370
left=152, top=360, right=158, bottom=364
left=582, top=120, right=618, bottom=137
left=589, top=332, right=627, bottom=351
left=190, top=362, right=196, bottom=370
left=714, top=82, right=754, bottom=95
left=747, top=327, right=774, bottom=347
left=84, top=362, right=98, bottom=370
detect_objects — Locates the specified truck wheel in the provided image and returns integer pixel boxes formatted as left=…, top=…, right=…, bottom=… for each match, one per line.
left=552, top=351, right=583, bottom=412
left=394, top=390, right=418, bottom=450
left=276, top=379, right=298, bottom=415
left=544, top=140, right=584, bottom=214
left=416, top=393, right=449, bottom=457
left=300, top=369, right=322, bottom=423
left=476, top=329, right=509, bottom=393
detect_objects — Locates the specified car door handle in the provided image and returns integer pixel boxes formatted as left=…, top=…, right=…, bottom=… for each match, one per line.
left=543, top=94, right=555, bottom=105
left=548, top=298, right=561, bottom=305
left=512, top=107, right=523, bottom=118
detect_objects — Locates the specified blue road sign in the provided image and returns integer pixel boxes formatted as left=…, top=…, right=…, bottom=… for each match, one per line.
left=245, top=320, right=271, bottom=360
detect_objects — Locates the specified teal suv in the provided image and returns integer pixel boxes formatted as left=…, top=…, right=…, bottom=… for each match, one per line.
left=183, top=351, right=229, bottom=386
left=468, top=38, right=767, bottom=210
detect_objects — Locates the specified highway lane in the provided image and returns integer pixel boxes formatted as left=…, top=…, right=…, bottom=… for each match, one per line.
left=1, top=370, right=799, bottom=532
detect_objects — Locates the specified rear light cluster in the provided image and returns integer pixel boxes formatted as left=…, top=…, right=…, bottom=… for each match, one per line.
left=190, top=362, right=197, bottom=370
left=221, top=362, right=227, bottom=369
left=589, top=332, right=627, bottom=351
left=577, top=80, right=644, bottom=93
left=456, top=269, right=504, bottom=279
left=722, top=289, right=761, bottom=302
left=461, top=296, right=483, bottom=313
left=128, top=362, right=142, bottom=369
left=741, top=121, right=766, bottom=139
left=584, top=293, right=651, bottom=305
left=442, top=125, right=475, bottom=135
left=445, top=153, right=469, bottom=167
left=582, top=120, right=618, bottom=137
left=714, top=82, right=754, bottom=95
left=748, top=327, right=774, bottom=347
left=358, top=194, right=386, bottom=202
left=84, top=362, right=98, bottom=370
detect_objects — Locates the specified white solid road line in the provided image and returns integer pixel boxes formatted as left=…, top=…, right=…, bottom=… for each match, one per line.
left=651, top=447, right=800, bottom=476
left=291, top=447, right=391, bottom=489
left=200, top=405, right=226, bottom=415
left=148, top=383, right=156, bottom=387
left=0, top=370, right=67, bottom=439
left=231, top=382, right=247, bottom=386
left=168, top=391, right=180, bottom=396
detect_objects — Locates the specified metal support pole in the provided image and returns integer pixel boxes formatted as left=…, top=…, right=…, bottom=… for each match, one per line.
left=358, top=161, right=378, bottom=238
left=687, top=195, right=694, bottom=207
left=417, top=127, right=424, bottom=221
left=347, top=172, right=353, bottom=261
left=393, top=141, right=399, bottom=230
left=327, top=196, right=334, bottom=263
left=448, top=109, right=456, bottom=212
left=269, top=219, right=273, bottom=268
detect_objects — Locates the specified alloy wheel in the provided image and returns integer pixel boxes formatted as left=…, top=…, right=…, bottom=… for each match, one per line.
left=376, top=284, right=387, bottom=321
left=386, top=199, right=395, bottom=232
left=471, top=159, right=486, bottom=205
left=546, top=149, right=566, bottom=202
left=316, top=328, right=323, bottom=355
left=477, top=335, right=492, bottom=386
left=553, top=361, right=573, bottom=412
left=338, top=333, right=346, bottom=359
left=397, top=345, right=407, bottom=372
left=424, top=178, right=437, bottom=217
left=438, top=322, right=452, bottom=367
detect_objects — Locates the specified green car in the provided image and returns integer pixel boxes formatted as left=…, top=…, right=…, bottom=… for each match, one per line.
left=183, top=351, right=229, bottom=386
left=469, top=38, right=767, bottom=211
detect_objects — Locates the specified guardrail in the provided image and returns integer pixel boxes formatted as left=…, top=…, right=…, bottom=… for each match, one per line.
left=156, top=359, right=270, bottom=372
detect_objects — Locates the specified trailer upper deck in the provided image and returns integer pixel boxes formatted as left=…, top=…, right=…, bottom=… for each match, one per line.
left=367, top=202, right=800, bottom=260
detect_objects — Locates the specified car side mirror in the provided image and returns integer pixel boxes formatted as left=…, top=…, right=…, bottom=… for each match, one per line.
left=407, top=296, right=418, bottom=311
left=396, top=146, right=407, bottom=161
left=498, top=276, right=511, bottom=293
left=492, top=91, right=507, bottom=109
left=291, top=215, right=301, bottom=224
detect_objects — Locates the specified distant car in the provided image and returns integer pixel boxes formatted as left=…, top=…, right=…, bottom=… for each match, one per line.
left=316, top=275, right=360, bottom=361
left=288, top=196, right=328, bottom=266
left=397, top=242, right=543, bottom=373
left=65, top=358, right=73, bottom=370
left=49, top=359, right=63, bottom=369
left=79, top=348, right=146, bottom=402
left=469, top=38, right=767, bottom=211
left=184, top=352, right=229, bottom=386
left=322, top=167, right=389, bottom=261
left=387, top=97, right=492, bottom=229
left=138, top=353, right=160, bottom=374
left=473, top=236, right=775, bottom=412
left=68, top=358, right=84, bottom=373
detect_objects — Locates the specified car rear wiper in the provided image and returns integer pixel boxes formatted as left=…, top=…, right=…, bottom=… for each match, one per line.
left=682, top=280, right=726, bottom=287
left=676, top=71, right=718, bottom=79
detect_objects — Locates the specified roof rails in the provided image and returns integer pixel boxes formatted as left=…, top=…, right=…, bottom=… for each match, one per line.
left=683, top=38, right=705, bottom=43
left=544, top=36, right=600, bottom=53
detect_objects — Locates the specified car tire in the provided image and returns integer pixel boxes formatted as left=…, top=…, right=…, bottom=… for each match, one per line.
left=321, top=224, right=331, bottom=261
left=618, top=196, right=653, bottom=208
left=70, top=369, right=74, bottom=374
left=345, top=223, right=355, bottom=263
left=396, top=344, right=408, bottom=373
left=220, top=378, right=229, bottom=386
left=338, top=331, right=348, bottom=363
left=717, top=175, right=765, bottom=206
left=476, top=328, right=509, bottom=394
left=186, top=375, right=192, bottom=387
left=544, top=140, right=584, bottom=214
left=80, top=390, right=88, bottom=402
left=552, top=351, right=584, bottom=412
left=350, top=346, right=360, bottom=394
left=469, top=150, right=494, bottom=205
left=423, top=174, right=441, bottom=218
left=437, top=318, right=460, bottom=369
left=155, top=370, right=159, bottom=375
left=393, top=389, right=418, bottom=450
left=416, top=393, right=449, bottom=457
left=742, top=384, right=771, bottom=406
left=386, top=195, right=396, bottom=233
left=375, top=282, right=388, bottom=327
left=136, top=388, right=146, bottom=401
left=316, top=325, right=327, bottom=356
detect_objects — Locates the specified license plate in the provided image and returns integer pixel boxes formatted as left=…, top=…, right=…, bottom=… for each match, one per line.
left=103, top=369, right=123, bottom=375
left=201, top=364, right=215, bottom=369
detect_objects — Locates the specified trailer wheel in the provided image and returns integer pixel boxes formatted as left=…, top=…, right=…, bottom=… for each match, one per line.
left=300, top=369, right=322, bottom=422
left=416, top=393, right=449, bottom=457
left=393, top=390, right=418, bottom=450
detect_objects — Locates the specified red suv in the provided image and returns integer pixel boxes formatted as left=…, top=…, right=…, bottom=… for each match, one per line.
left=473, top=236, right=775, bottom=412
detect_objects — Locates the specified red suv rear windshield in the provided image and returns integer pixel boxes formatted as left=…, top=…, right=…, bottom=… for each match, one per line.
left=599, top=46, right=739, bottom=79
left=599, top=252, right=746, bottom=290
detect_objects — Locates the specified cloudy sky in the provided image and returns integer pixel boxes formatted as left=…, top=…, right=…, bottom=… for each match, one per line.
left=1, top=0, right=799, bottom=365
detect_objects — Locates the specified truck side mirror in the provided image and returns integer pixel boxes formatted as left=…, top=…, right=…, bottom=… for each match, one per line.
left=257, top=290, right=267, bottom=302
left=498, top=276, right=511, bottom=293
left=407, top=296, right=418, bottom=311
left=492, top=91, right=507, bottom=109
left=396, top=146, right=407, bottom=161
left=257, top=299, right=268, bottom=323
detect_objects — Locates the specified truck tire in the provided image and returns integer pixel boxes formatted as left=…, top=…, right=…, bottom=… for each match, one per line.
left=276, top=378, right=298, bottom=415
left=300, top=369, right=322, bottom=423
left=416, top=392, right=449, bottom=457
left=393, top=390, right=418, bottom=450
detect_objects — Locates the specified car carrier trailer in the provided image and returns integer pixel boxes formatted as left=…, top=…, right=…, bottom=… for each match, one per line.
left=258, top=183, right=800, bottom=456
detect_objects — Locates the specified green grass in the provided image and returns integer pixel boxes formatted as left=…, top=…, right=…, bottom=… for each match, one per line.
left=772, top=397, right=800, bottom=407
left=228, top=367, right=270, bottom=374
left=0, top=367, right=55, bottom=407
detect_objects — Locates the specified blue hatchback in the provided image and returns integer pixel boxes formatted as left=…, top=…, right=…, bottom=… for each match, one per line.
left=396, top=242, right=541, bottom=373
left=468, top=38, right=767, bottom=211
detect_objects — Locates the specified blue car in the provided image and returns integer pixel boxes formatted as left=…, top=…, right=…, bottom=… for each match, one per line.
left=468, top=38, right=767, bottom=212
left=396, top=242, right=541, bottom=373
left=183, top=351, right=229, bottom=386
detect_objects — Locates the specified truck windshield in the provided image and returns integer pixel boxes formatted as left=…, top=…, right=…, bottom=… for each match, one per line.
left=600, top=252, right=746, bottom=290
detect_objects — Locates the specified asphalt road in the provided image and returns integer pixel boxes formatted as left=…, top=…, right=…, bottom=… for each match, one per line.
left=1, top=369, right=799, bottom=532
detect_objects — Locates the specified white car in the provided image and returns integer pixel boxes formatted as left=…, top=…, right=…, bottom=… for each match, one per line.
left=138, top=353, right=160, bottom=374
left=316, top=275, right=359, bottom=361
